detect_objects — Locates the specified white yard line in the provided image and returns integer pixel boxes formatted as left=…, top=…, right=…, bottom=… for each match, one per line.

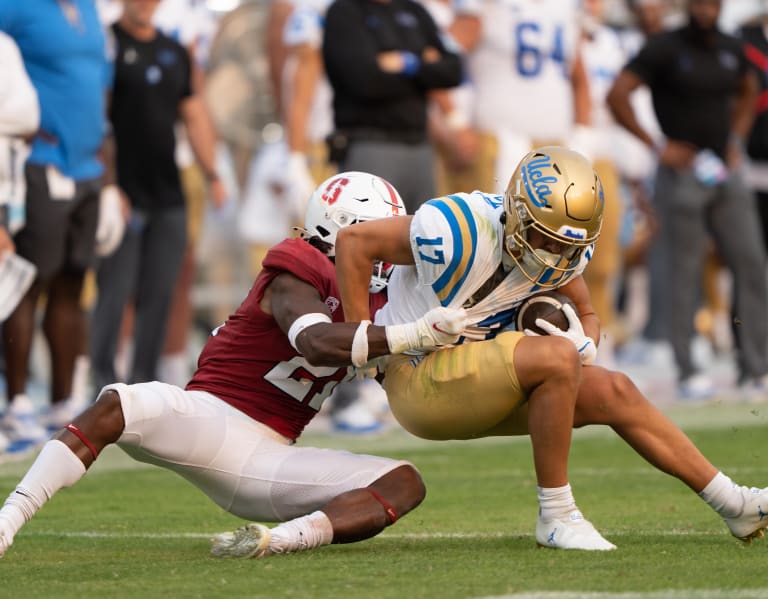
left=21, top=529, right=737, bottom=539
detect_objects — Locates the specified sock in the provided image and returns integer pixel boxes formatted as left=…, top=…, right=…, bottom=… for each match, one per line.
left=699, top=471, right=742, bottom=518
left=537, top=484, right=577, bottom=521
left=0, top=440, right=87, bottom=539
left=268, top=511, right=334, bottom=555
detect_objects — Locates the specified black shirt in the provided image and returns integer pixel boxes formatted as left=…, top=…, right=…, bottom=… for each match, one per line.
left=110, top=23, right=192, bottom=211
left=322, top=0, right=462, bottom=135
left=626, top=25, right=749, bottom=159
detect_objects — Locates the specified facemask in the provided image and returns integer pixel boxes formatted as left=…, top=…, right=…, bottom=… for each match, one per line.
left=520, top=248, right=563, bottom=276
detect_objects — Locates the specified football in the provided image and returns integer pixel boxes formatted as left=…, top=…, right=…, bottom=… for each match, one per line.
left=515, top=290, right=575, bottom=336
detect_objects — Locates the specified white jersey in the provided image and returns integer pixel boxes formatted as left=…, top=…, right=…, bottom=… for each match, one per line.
left=581, top=25, right=626, bottom=160
left=467, top=0, right=581, bottom=138
left=282, top=0, right=333, bottom=144
left=0, top=32, right=40, bottom=233
left=376, top=191, right=590, bottom=343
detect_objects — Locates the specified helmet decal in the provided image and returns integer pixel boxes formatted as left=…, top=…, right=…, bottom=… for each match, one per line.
left=521, top=153, right=558, bottom=208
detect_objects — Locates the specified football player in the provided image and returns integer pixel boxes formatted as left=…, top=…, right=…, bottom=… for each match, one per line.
left=0, top=172, right=467, bottom=560
left=334, top=146, right=768, bottom=551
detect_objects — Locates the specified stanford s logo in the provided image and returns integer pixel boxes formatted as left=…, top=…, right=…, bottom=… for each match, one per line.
left=322, top=177, right=350, bottom=206
left=522, top=154, right=557, bottom=208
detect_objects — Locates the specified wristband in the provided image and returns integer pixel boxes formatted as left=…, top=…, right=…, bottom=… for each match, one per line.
left=385, top=321, right=418, bottom=354
left=287, top=313, right=332, bottom=351
left=351, top=320, right=372, bottom=367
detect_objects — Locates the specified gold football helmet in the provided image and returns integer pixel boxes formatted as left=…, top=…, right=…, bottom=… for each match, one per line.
left=503, top=146, right=604, bottom=287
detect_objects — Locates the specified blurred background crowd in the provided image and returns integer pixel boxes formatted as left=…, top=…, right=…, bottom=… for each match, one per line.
left=1, top=0, right=768, bottom=457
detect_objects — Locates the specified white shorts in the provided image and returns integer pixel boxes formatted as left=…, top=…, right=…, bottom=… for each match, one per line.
left=101, top=382, right=411, bottom=522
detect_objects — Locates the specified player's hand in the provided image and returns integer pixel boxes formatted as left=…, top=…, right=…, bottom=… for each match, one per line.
left=386, top=307, right=467, bottom=353
left=529, top=303, right=597, bottom=365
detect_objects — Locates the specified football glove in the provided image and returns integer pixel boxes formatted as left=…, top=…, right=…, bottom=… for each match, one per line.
left=526, top=303, right=597, bottom=365
left=95, top=185, right=126, bottom=257
left=386, top=306, right=467, bottom=354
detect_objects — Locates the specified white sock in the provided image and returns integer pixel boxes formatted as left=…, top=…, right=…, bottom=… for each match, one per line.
left=268, top=511, right=334, bottom=555
left=699, top=471, right=742, bottom=518
left=0, top=440, right=87, bottom=539
left=537, top=484, right=577, bottom=520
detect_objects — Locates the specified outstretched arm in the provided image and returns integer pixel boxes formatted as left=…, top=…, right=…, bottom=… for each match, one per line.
left=267, top=264, right=465, bottom=368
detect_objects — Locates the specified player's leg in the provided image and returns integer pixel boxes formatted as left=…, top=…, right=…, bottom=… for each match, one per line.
left=512, top=335, right=615, bottom=551
left=211, top=447, right=424, bottom=559
left=212, top=463, right=425, bottom=559
left=0, top=389, right=125, bottom=557
left=385, top=333, right=614, bottom=550
left=575, top=365, right=768, bottom=542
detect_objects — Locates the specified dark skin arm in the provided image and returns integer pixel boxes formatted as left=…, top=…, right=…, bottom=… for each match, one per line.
left=606, top=69, right=697, bottom=169
left=262, top=271, right=394, bottom=367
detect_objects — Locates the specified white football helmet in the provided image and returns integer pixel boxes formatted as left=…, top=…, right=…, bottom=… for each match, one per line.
left=303, top=171, right=407, bottom=293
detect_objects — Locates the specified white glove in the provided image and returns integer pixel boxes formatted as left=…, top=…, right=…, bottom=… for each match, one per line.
left=386, top=307, right=467, bottom=354
left=525, top=303, right=597, bottom=365
left=95, top=185, right=126, bottom=257
left=286, top=152, right=315, bottom=222
left=568, top=124, right=597, bottom=162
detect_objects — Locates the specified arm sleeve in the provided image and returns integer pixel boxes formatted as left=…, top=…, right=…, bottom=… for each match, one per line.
left=284, top=4, right=323, bottom=49
left=0, top=32, right=40, bottom=136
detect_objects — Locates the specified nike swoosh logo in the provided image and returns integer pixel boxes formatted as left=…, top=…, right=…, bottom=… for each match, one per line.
left=432, top=323, right=451, bottom=335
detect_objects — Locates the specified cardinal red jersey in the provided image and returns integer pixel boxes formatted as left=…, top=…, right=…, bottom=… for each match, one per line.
left=186, top=238, right=386, bottom=441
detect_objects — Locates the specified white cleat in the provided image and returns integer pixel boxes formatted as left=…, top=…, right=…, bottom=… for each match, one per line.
left=210, top=523, right=272, bottom=558
left=723, top=486, right=768, bottom=543
left=536, top=510, right=616, bottom=551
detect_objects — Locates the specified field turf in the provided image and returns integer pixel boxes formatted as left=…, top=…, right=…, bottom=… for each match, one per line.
left=1, top=401, right=767, bottom=598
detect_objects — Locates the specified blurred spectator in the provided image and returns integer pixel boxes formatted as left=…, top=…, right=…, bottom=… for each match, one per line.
left=419, top=0, right=481, bottom=198
left=322, top=0, right=463, bottom=213
left=89, top=0, right=224, bottom=393
left=154, top=0, right=226, bottom=387
left=0, top=32, right=38, bottom=258
left=613, top=0, right=666, bottom=347
left=578, top=0, right=628, bottom=367
left=740, top=10, right=768, bottom=252
left=607, top=0, right=768, bottom=399
left=0, top=0, right=111, bottom=450
left=0, top=31, right=40, bottom=453
left=449, top=0, right=591, bottom=195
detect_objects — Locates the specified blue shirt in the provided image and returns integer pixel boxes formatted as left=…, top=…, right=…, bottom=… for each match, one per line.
left=0, top=0, right=112, bottom=180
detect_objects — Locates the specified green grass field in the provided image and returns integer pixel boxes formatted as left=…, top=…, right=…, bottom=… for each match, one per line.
left=0, top=401, right=767, bottom=598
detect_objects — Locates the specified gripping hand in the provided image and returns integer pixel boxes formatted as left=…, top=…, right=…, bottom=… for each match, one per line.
left=386, top=307, right=467, bottom=354
left=527, top=303, right=597, bottom=365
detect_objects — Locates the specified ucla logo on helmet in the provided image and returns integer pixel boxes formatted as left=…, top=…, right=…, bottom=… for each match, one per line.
left=557, top=225, right=587, bottom=240
left=522, top=154, right=557, bottom=208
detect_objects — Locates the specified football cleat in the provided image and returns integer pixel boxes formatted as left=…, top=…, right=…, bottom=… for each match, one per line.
left=210, top=523, right=272, bottom=558
left=723, top=486, right=768, bottom=543
left=536, top=510, right=616, bottom=551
